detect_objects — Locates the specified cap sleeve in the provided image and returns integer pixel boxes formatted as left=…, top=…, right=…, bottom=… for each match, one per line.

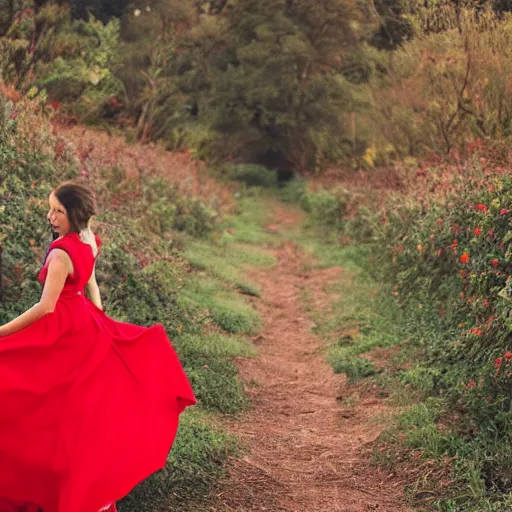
left=44, top=237, right=78, bottom=281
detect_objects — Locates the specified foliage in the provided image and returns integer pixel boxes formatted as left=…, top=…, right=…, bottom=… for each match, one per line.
left=228, top=164, right=278, bottom=189
left=0, top=0, right=373, bottom=170
left=368, top=3, right=512, bottom=157
left=0, top=90, right=75, bottom=319
left=300, top=186, right=349, bottom=233
left=296, top=159, right=512, bottom=509
left=170, top=0, right=372, bottom=168
left=0, top=3, right=122, bottom=122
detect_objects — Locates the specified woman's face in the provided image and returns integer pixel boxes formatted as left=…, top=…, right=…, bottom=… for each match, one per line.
left=47, top=192, right=70, bottom=236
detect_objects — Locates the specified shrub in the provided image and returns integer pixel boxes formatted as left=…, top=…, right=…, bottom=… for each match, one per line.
left=228, top=164, right=278, bottom=188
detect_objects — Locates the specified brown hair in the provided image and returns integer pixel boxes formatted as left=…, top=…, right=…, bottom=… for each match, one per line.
left=54, top=181, right=97, bottom=233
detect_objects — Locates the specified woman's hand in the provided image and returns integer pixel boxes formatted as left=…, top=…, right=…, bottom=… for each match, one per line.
left=86, top=263, right=103, bottom=311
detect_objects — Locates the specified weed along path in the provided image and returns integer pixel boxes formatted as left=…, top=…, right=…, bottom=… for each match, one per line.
left=210, top=202, right=411, bottom=512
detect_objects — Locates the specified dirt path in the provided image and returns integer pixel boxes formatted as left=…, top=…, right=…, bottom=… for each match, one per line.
left=210, top=205, right=411, bottom=512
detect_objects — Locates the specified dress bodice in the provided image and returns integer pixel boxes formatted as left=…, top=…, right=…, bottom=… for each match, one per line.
left=37, top=232, right=101, bottom=295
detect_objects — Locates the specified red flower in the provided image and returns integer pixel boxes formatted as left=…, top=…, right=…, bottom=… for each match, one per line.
left=500, top=208, right=509, bottom=216
left=474, top=227, right=481, bottom=236
left=476, top=204, right=487, bottom=214
left=495, top=356, right=503, bottom=374
left=469, top=327, right=482, bottom=335
left=484, top=299, right=490, bottom=308
left=504, top=352, right=512, bottom=360
left=488, top=229, right=496, bottom=238
left=490, top=259, right=499, bottom=267
left=460, top=252, right=470, bottom=264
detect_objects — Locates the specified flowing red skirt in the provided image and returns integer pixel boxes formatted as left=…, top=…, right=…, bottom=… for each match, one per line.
left=0, top=295, right=196, bottom=512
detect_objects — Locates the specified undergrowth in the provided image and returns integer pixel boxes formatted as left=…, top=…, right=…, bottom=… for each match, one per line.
left=282, top=166, right=512, bottom=511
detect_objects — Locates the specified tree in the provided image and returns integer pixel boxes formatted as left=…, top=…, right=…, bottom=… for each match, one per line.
left=163, top=0, right=370, bottom=170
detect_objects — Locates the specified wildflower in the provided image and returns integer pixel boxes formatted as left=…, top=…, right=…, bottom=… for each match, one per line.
left=490, top=259, right=499, bottom=267
left=469, top=327, right=482, bottom=335
left=460, top=252, right=470, bottom=264
left=500, top=208, right=509, bottom=216
left=468, top=379, right=477, bottom=389
left=417, top=244, right=423, bottom=252
left=474, top=227, right=481, bottom=236
left=484, top=299, right=490, bottom=308
left=488, top=229, right=496, bottom=238
left=436, top=218, right=444, bottom=225
left=504, top=352, right=512, bottom=360
left=134, top=8, right=141, bottom=16
left=495, top=356, right=503, bottom=374
left=476, top=204, right=487, bottom=214
left=460, top=270, right=467, bottom=277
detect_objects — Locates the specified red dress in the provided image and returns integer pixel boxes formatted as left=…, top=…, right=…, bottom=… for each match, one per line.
left=0, top=232, right=196, bottom=512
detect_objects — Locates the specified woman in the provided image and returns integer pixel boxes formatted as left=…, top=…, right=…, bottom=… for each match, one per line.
left=0, top=182, right=196, bottom=512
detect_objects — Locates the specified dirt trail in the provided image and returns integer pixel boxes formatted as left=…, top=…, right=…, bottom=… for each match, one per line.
left=210, top=204, right=411, bottom=512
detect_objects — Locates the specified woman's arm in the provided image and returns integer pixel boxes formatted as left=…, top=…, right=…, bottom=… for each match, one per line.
left=86, top=264, right=103, bottom=311
left=0, top=249, right=71, bottom=337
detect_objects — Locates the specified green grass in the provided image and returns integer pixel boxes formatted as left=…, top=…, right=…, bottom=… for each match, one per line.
left=181, top=275, right=261, bottom=336
left=174, top=332, right=256, bottom=414
left=183, top=238, right=276, bottom=297
left=291, top=230, right=404, bottom=383
left=221, top=197, right=280, bottom=246
left=118, top=408, right=238, bottom=512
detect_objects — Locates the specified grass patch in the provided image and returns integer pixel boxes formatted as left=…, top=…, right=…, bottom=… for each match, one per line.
left=174, top=332, right=256, bottom=414
left=181, top=276, right=261, bottom=335
left=222, top=197, right=279, bottom=246
left=118, top=408, right=238, bottom=512
left=183, top=238, right=276, bottom=297
left=328, top=355, right=379, bottom=382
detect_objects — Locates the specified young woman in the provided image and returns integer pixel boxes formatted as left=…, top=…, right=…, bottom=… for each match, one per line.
left=0, top=182, right=196, bottom=512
